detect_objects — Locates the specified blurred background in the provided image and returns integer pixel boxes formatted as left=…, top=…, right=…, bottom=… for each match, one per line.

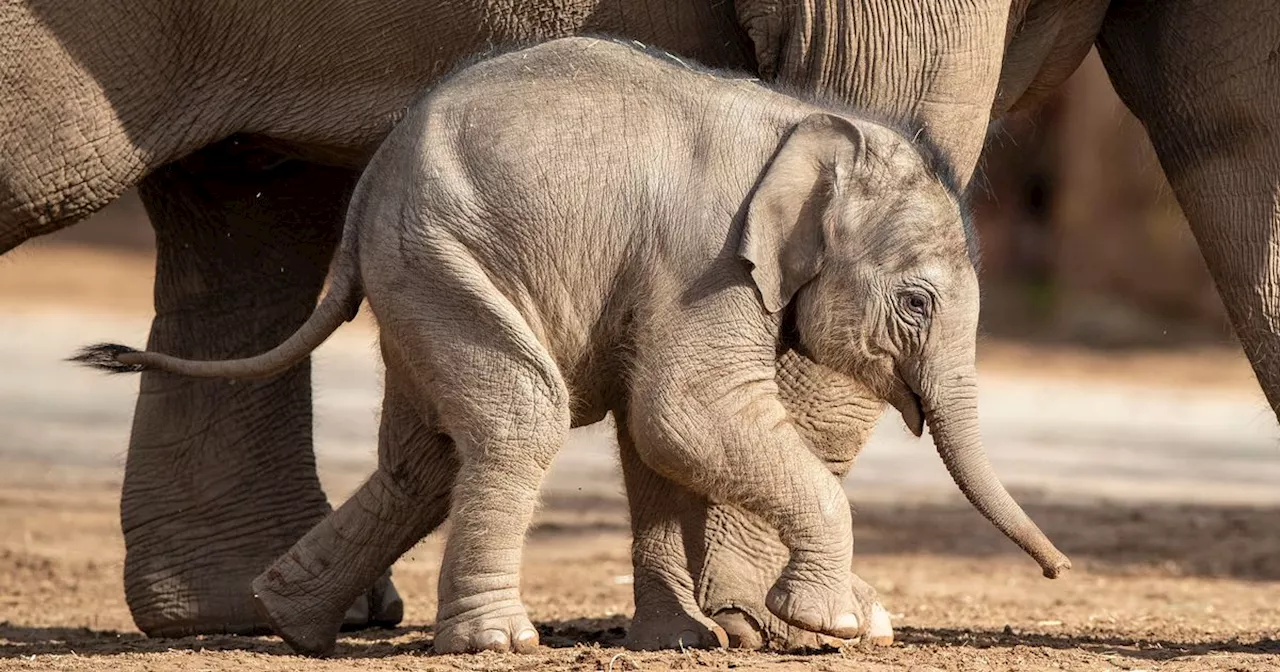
left=971, top=50, right=1231, bottom=347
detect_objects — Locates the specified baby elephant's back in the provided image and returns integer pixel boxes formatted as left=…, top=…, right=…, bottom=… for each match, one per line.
left=424, top=36, right=725, bottom=204
left=382, top=37, right=742, bottom=262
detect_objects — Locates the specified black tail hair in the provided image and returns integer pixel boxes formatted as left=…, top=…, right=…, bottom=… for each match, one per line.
left=68, top=343, right=146, bottom=374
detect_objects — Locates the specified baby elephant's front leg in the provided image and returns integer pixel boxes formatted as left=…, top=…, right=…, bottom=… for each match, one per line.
left=686, top=345, right=896, bottom=645
left=630, top=392, right=860, bottom=638
left=701, top=347, right=895, bottom=649
left=617, top=420, right=728, bottom=651
left=629, top=339, right=862, bottom=638
left=624, top=348, right=889, bottom=650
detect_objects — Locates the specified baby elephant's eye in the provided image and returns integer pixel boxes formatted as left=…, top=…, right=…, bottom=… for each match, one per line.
left=900, top=290, right=933, bottom=318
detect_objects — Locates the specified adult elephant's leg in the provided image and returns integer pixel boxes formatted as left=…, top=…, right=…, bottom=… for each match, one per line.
left=1098, top=4, right=1280, bottom=415
left=124, top=141, right=399, bottom=636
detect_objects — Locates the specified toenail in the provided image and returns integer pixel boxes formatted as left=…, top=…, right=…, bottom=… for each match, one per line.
left=476, top=629, right=510, bottom=651
left=516, top=629, right=537, bottom=642
left=868, top=603, right=894, bottom=645
left=819, top=634, right=846, bottom=648
left=833, top=612, right=860, bottom=634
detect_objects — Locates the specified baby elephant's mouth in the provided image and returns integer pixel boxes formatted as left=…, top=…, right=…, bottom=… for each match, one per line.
left=822, top=456, right=855, bottom=476
left=887, top=385, right=924, bottom=437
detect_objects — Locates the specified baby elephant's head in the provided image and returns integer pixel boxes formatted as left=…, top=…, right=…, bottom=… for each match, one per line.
left=739, top=112, right=1067, bottom=578
left=740, top=112, right=978, bottom=434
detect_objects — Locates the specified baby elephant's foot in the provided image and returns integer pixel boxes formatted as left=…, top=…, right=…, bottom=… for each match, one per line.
left=253, top=544, right=403, bottom=658
left=251, top=573, right=346, bottom=657
left=713, top=608, right=837, bottom=650
left=253, top=570, right=401, bottom=657
left=713, top=601, right=893, bottom=650
left=765, top=572, right=862, bottom=639
left=626, top=603, right=728, bottom=650
left=432, top=599, right=539, bottom=654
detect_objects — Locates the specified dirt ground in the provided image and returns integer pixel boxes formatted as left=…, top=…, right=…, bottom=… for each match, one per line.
left=3, top=244, right=1280, bottom=671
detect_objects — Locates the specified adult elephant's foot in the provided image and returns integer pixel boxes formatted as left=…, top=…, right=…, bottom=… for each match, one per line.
left=340, top=575, right=405, bottom=631
left=124, top=143, right=403, bottom=636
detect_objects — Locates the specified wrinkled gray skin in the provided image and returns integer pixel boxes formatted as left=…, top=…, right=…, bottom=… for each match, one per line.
left=630, top=347, right=892, bottom=651
left=76, top=38, right=1069, bottom=655
left=7, top=0, right=1279, bottom=650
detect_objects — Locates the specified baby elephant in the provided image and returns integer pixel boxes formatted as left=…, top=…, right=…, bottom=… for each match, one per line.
left=76, top=36, right=1069, bottom=655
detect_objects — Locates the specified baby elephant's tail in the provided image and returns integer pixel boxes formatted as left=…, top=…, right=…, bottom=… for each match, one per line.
left=71, top=266, right=362, bottom=381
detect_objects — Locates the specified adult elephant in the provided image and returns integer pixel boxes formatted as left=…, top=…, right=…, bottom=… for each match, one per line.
left=3, top=0, right=1277, bottom=648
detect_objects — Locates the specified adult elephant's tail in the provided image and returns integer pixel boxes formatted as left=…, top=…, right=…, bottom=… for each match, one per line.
left=72, top=241, right=363, bottom=381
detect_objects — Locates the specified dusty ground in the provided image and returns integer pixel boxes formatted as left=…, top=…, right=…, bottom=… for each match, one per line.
left=3, top=243, right=1280, bottom=671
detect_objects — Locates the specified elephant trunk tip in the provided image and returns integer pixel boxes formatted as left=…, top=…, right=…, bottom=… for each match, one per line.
left=68, top=342, right=146, bottom=374
left=1041, top=556, right=1071, bottom=580
left=1032, top=546, right=1071, bottom=579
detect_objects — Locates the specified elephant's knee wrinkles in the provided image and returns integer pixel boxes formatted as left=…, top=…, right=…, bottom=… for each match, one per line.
left=631, top=410, right=724, bottom=484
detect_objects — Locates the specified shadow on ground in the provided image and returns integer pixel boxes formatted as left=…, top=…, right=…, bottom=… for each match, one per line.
left=892, top=627, right=1280, bottom=661
left=855, top=498, right=1280, bottom=582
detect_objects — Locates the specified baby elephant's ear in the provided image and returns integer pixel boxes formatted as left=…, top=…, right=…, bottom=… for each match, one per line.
left=739, top=113, right=865, bottom=313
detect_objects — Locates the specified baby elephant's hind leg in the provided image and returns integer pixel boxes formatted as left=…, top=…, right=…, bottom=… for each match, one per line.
left=380, top=280, right=572, bottom=655
left=429, top=379, right=571, bottom=652
left=252, top=366, right=458, bottom=657
left=617, top=417, right=727, bottom=651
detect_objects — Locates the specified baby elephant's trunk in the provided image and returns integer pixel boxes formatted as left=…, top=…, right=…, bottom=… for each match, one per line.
left=923, top=368, right=1071, bottom=578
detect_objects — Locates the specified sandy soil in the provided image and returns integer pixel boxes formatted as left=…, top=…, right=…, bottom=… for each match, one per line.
left=4, top=464, right=1280, bottom=671
left=3, top=244, right=1280, bottom=671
